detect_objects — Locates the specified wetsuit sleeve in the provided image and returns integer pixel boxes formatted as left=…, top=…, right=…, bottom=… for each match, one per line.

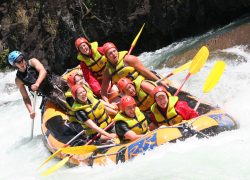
left=80, top=62, right=101, bottom=96
left=175, top=101, right=199, bottom=120
left=115, top=121, right=131, bottom=139
left=75, top=110, right=89, bottom=123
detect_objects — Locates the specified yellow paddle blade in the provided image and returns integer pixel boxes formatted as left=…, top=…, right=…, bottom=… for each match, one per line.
left=61, top=145, right=97, bottom=155
left=172, top=61, right=192, bottom=75
left=131, top=23, right=145, bottom=47
left=189, top=46, right=209, bottom=74
left=37, top=149, right=62, bottom=170
left=42, top=156, right=70, bottom=176
left=203, top=61, right=226, bottom=93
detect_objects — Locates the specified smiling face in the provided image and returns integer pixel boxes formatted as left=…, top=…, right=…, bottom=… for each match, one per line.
left=124, top=83, right=136, bottom=97
left=76, top=87, right=87, bottom=102
left=106, top=47, right=119, bottom=64
left=79, top=43, right=90, bottom=55
left=124, top=104, right=136, bottom=118
left=155, top=93, right=168, bottom=109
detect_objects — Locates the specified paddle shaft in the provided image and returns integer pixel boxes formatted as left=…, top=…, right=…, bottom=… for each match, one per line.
left=174, top=73, right=191, bottom=96
left=86, top=121, right=115, bottom=145
left=65, top=129, right=85, bottom=146
left=128, top=23, right=145, bottom=55
left=155, top=72, right=173, bottom=84
left=194, top=94, right=206, bottom=111
left=30, top=91, right=37, bottom=140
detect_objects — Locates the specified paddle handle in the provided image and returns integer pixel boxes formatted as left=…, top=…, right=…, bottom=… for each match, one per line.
left=65, top=129, right=85, bottom=147
left=194, top=94, right=206, bottom=111
left=128, top=46, right=134, bottom=55
left=174, top=73, right=191, bottom=96
left=155, top=72, right=173, bottom=84
left=30, top=91, right=37, bottom=140
left=86, top=121, right=115, bottom=145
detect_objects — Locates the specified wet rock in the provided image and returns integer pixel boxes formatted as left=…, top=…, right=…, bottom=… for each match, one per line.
left=1, top=0, right=250, bottom=74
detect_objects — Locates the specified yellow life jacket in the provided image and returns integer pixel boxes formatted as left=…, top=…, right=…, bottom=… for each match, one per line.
left=133, top=76, right=156, bottom=112
left=114, top=107, right=149, bottom=138
left=151, top=96, right=183, bottom=126
left=65, top=86, right=94, bottom=123
left=106, top=51, right=140, bottom=83
left=71, top=94, right=112, bottom=135
left=64, top=89, right=77, bottom=122
left=77, top=42, right=107, bottom=80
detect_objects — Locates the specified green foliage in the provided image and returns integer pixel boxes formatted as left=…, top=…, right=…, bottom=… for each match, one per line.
left=0, top=48, right=10, bottom=69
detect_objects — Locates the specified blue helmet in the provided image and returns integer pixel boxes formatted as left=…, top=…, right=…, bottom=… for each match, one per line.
left=8, top=51, right=23, bottom=66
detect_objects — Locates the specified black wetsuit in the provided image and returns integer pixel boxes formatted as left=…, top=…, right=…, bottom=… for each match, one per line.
left=16, top=63, right=69, bottom=111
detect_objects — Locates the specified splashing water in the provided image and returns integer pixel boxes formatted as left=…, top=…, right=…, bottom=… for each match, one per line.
left=0, top=44, right=250, bottom=179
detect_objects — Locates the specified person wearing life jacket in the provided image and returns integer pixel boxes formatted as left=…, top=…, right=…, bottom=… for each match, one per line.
left=65, top=72, right=92, bottom=110
left=70, top=84, right=117, bottom=141
left=150, top=86, right=199, bottom=128
left=114, top=96, right=150, bottom=142
left=100, top=42, right=168, bottom=103
left=75, top=37, right=107, bottom=97
left=117, top=77, right=157, bottom=112
left=66, top=72, right=118, bottom=116
left=8, top=50, right=68, bottom=119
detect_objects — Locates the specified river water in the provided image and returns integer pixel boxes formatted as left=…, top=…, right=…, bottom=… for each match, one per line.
left=0, top=21, right=250, bottom=180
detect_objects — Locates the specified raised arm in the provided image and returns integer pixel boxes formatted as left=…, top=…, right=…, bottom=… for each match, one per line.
left=84, top=119, right=115, bottom=139
left=125, top=55, right=169, bottom=87
left=29, top=58, right=47, bottom=91
left=101, top=68, right=111, bottom=103
left=125, top=55, right=159, bottom=81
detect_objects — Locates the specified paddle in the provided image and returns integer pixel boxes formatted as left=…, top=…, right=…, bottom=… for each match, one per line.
left=37, top=129, right=85, bottom=170
left=128, top=23, right=145, bottom=55
left=194, top=60, right=226, bottom=111
left=174, top=46, right=209, bottom=96
left=42, top=156, right=70, bottom=176
left=30, top=91, right=37, bottom=140
left=41, top=124, right=115, bottom=176
left=155, top=61, right=192, bottom=84
left=61, top=143, right=117, bottom=155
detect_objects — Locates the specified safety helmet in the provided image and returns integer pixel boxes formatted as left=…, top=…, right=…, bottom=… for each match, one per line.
left=8, top=51, right=23, bottom=66
left=67, top=73, right=78, bottom=87
left=119, top=95, right=136, bottom=111
left=151, top=86, right=168, bottom=99
left=75, top=37, right=89, bottom=50
left=117, top=77, right=133, bottom=92
left=102, top=42, right=117, bottom=56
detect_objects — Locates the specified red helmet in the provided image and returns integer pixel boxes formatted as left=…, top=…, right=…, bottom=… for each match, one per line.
left=151, top=86, right=168, bottom=99
left=70, top=84, right=83, bottom=99
left=75, top=37, right=89, bottom=50
left=103, top=42, right=117, bottom=56
left=67, top=73, right=77, bottom=87
left=117, top=77, right=133, bottom=92
left=119, top=95, right=136, bottom=111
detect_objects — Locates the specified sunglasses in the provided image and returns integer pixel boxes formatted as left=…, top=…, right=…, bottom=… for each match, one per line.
left=14, top=57, right=24, bottom=64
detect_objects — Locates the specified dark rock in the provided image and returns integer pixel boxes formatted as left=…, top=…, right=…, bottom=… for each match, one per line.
left=1, top=0, right=250, bottom=74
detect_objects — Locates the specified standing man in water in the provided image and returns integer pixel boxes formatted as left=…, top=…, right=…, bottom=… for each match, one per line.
left=8, top=50, right=68, bottom=119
